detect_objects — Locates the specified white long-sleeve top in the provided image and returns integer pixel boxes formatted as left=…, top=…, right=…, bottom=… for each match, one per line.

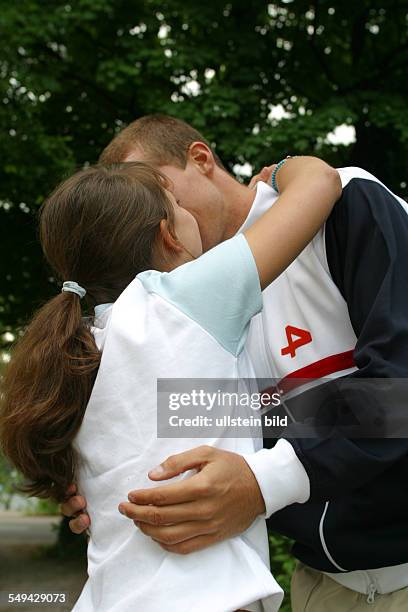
left=72, top=234, right=283, bottom=612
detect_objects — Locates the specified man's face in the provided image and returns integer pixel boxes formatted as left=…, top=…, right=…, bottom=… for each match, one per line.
left=124, top=148, right=226, bottom=252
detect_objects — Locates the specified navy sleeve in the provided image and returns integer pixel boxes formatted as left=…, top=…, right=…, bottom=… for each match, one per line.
left=286, top=178, right=408, bottom=500
left=326, top=178, right=408, bottom=377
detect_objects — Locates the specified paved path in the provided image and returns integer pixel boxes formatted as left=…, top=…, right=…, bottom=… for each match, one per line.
left=0, top=512, right=59, bottom=546
left=0, top=512, right=87, bottom=611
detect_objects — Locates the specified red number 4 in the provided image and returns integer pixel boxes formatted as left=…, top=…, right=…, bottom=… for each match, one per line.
left=281, top=325, right=312, bottom=358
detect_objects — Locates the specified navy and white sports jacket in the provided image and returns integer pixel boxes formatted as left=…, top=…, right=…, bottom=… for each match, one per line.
left=241, top=167, right=408, bottom=574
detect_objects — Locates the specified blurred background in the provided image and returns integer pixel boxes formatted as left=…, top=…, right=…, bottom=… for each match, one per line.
left=0, top=1, right=407, bottom=610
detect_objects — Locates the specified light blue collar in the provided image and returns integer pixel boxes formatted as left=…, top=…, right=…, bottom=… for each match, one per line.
left=94, top=303, right=113, bottom=317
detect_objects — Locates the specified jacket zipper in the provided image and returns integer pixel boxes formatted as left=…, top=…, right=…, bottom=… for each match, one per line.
left=319, top=502, right=348, bottom=571
left=320, top=503, right=379, bottom=603
left=366, top=582, right=377, bottom=604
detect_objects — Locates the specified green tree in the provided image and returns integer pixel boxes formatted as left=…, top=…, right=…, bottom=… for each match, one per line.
left=0, top=0, right=407, bottom=330
left=1, top=0, right=407, bottom=596
left=0, top=454, right=21, bottom=509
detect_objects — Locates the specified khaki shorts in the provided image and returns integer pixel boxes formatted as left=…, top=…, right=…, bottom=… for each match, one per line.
left=291, top=561, right=408, bottom=612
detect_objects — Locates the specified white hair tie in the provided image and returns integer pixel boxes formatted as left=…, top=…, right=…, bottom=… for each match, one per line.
left=61, top=281, right=86, bottom=299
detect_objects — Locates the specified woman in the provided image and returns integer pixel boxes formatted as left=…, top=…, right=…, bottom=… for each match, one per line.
left=0, top=157, right=341, bottom=611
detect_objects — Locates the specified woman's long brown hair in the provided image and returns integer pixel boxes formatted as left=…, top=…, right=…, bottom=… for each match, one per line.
left=0, top=162, right=175, bottom=502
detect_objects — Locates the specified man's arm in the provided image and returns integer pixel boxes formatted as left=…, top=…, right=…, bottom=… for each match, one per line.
left=118, top=438, right=309, bottom=553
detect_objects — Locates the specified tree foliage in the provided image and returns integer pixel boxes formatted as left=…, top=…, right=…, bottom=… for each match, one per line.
left=1, top=0, right=407, bottom=330
left=1, top=1, right=407, bottom=591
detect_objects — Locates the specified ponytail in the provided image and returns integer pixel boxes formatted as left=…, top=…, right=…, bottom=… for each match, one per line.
left=0, top=290, right=100, bottom=502
left=0, top=161, right=175, bottom=502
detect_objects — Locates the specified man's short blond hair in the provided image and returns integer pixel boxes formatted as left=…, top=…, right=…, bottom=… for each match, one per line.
left=99, top=114, right=226, bottom=169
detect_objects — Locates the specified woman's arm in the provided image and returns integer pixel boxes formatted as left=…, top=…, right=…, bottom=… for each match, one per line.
left=244, top=156, right=342, bottom=290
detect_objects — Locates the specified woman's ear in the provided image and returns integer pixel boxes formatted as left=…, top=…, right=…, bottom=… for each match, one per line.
left=159, top=219, right=183, bottom=255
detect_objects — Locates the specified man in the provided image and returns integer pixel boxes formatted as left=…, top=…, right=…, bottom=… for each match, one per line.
left=63, top=115, right=408, bottom=611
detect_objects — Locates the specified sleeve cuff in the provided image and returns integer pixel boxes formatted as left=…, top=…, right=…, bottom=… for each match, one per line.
left=242, top=439, right=310, bottom=518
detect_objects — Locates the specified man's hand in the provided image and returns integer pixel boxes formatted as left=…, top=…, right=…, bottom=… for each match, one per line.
left=60, top=484, right=90, bottom=534
left=118, top=445, right=265, bottom=555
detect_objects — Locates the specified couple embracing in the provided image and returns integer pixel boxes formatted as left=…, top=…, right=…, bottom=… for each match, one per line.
left=2, top=115, right=408, bottom=612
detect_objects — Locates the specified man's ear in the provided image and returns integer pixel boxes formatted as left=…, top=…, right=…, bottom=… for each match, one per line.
left=188, top=142, right=215, bottom=176
left=159, top=219, right=183, bottom=255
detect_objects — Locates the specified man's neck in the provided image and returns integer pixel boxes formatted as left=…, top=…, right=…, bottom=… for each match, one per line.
left=219, top=174, right=256, bottom=240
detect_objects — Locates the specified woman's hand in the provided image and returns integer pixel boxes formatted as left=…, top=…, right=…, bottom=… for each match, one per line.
left=245, top=157, right=341, bottom=290
left=60, top=484, right=90, bottom=534
left=248, top=165, right=276, bottom=190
